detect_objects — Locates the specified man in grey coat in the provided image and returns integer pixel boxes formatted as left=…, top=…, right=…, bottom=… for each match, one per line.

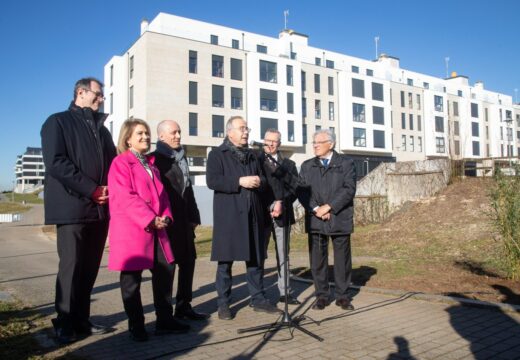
left=206, top=116, right=282, bottom=320
left=299, top=129, right=357, bottom=311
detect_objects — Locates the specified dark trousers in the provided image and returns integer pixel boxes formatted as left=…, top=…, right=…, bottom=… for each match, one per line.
left=120, top=237, right=174, bottom=327
left=308, top=233, right=352, bottom=300
left=173, top=258, right=195, bottom=310
left=55, top=221, right=108, bottom=327
left=215, top=260, right=265, bottom=307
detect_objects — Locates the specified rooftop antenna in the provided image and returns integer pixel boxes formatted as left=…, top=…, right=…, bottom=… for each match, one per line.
left=284, top=10, right=289, bottom=29
left=445, top=57, right=450, bottom=78
left=374, top=36, right=380, bottom=59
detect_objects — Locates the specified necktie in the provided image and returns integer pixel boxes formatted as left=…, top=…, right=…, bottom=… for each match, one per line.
left=322, top=158, right=329, bottom=167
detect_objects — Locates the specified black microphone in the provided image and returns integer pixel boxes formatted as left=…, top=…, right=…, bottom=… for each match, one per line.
left=249, top=140, right=266, bottom=147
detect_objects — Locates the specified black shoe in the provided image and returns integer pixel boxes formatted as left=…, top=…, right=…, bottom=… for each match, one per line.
left=278, top=295, right=301, bottom=305
left=251, top=302, right=283, bottom=314
left=175, top=305, right=210, bottom=321
left=336, top=298, right=354, bottom=311
left=155, top=318, right=190, bottom=335
left=129, top=324, right=148, bottom=342
left=312, top=297, right=329, bottom=310
left=75, top=320, right=113, bottom=336
left=217, top=304, right=234, bottom=320
left=51, top=318, right=77, bottom=345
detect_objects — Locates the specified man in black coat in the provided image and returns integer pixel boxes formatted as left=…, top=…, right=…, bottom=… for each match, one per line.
left=41, top=77, right=117, bottom=344
left=299, top=129, right=357, bottom=311
left=152, top=120, right=209, bottom=322
left=258, top=129, right=300, bottom=305
left=206, top=116, right=282, bottom=320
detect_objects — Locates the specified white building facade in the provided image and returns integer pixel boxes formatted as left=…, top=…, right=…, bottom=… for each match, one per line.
left=14, top=147, right=44, bottom=193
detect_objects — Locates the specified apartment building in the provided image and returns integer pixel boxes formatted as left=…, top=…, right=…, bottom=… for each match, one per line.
left=14, top=147, right=44, bottom=193
left=104, top=12, right=517, bottom=180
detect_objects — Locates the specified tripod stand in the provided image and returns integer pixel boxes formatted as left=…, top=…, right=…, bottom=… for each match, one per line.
left=237, top=153, right=323, bottom=342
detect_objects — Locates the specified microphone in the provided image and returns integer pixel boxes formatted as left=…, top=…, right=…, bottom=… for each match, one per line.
left=249, top=140, right=266, bottom=147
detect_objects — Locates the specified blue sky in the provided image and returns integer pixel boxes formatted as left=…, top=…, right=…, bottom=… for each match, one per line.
left=1, top=0, right=519, bottom=191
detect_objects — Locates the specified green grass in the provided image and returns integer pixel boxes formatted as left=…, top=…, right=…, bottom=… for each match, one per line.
left=0, top=202, right=31, bottom=214
left=4, top=191, right=43, bottom=204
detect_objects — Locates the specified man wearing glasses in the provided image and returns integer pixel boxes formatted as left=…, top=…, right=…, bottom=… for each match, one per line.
left=206, top=116, right=282, bottom=320
left=299, top=129, right=357, bottom=311
left=41, top=77, right=116, bottom=344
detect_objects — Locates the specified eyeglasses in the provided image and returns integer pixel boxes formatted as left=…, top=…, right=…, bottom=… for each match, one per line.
left=312, top=140, right=332, bottom=145
left=233, top=126, right=251, bottom=133
left=83, top=88, right=105, bottom=100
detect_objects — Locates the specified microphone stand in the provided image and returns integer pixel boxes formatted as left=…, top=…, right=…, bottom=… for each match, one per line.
left=237, top=152, right=323, bottom=342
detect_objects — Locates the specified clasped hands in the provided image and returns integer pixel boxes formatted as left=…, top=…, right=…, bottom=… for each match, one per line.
left=92, top=186, right=109, bottom=205
left=150, top=216, right=172, bottom=230
left=314, top=204, right=331, bottom=221
left=239, top=175, right=260, bottom=189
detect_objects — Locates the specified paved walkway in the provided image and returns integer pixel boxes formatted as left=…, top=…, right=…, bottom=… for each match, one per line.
left=1, top=206, right=520, bottom=359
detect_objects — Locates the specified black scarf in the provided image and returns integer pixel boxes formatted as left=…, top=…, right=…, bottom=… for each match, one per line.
left=223, top=137, right=251, bottom=164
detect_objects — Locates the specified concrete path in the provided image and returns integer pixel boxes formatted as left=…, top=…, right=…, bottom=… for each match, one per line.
left=1, top=205, right=520, bottom=359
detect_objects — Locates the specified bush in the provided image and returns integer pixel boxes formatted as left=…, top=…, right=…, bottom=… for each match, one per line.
left=489, top=165, right=520, bottom=279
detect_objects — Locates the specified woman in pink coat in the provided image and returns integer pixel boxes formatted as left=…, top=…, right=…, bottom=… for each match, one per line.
left=108, top=118, right=189, bottom=342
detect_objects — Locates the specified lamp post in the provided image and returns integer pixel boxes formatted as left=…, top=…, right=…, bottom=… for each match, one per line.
left=505, top=115, right=513, bottom=170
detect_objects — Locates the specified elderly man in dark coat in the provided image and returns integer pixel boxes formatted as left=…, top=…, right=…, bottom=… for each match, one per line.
left=299, top=129, right=357, bottom=312
left=206, top=116, right=282, bottom=320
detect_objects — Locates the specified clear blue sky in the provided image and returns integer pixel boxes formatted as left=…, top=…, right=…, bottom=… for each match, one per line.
left=1, top=0, right=519, bottom=191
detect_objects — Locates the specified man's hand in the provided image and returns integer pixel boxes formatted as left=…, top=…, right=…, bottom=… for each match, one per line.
left=314, top=204, right=331, bottom=219
left=92, top=186, right=109, bottom=205
left=152, top=216, right=171, bottom=230
left=239, top=176, right=261, bottom=189
left=271, top=201, right=282, bottom=218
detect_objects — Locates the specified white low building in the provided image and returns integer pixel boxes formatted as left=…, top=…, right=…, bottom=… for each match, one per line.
left=14, top=147, right=44, bottom=193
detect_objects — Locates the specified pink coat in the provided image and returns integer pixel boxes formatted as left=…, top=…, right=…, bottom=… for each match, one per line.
left=107, top=150, right=174, bottom=271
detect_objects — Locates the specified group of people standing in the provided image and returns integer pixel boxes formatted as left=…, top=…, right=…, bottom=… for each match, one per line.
left=41, top=77, right=357, bottom=345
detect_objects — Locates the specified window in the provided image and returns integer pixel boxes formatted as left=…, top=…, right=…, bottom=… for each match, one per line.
left=374, top=130, right=385, bottom=148
left=129, top=56, right=134, bottom=79
left=189, top=113, right=198, bottom=136
left=290, top=51, right=297, bottom=60
left=287, top=93, right=294, bottom=114
left=315, top=125, right=321, bottom=131
left=302, top=97, right=306, bottom=117
left=329, top=102, right=334, bottom=121
left=418, top=115, right=422, bottom=131
left=353, top=103, right=365, bottom=122
left=329, top=126, right=335, bottom=133
left=352, top=78, right=364, bottom=98
left=315, top=57, right=321, bottom=66
left=485, top=108, right=489, bottom=122
left=454, top=121, right=460, bottom=136
left=301, top=71, right=306, bottom=91
left=260, top=89, right=278, bottom=111
left=129, top=86, right=134, bottom=108
left=110, top=65, right=113, bottom=86
left=401, top=135, right=406, bottom=151
left=232, top=39, right=239, bottom=49
left=210, top=35, right=218, bottom=45
left=409, top=136, right=414, bottom=152
left=189, top=50, right=197, bottom=73
left=326, top=60, right=334, bottom=69
left=409, top=114, right=414, bottom=130
left=501, top=127, right=503, bottom=140
left=408, top=92, right=413, bottom=108
left=109, top=93, right=113, bottom=114
left=507, top=127, right=513, bottom=141
left=288, top=120, right=295, bottom=142
left=400, top=91, right=405, bottom=107
left=257, top=45, right=267, bottom=53
left=260, top=60, right=277, bottom=83
left=314, top=74, right=320, bottom=93
left=373, top=106, right=384, bottom=125
left=471, top=103, right=479, bottom=118
left=418, top=136, right=423, bottom=152
left=231, top=87, right=243, bottom=109
left=434, top=95, right=443, bottom=111
left=212, top=115, right=224, bottom=137
left=286, top=65, right=293, bottom=86
left=517, top=114, right=520, bottom=127
left=517, top=130, right=520, bottom=140
left=471, top=122, right=479, bottom=137
left=454, top=140, right=460, bottom=156
left=458, top=90, right=463, bottom=97
left=401, top=113, right=406, bottom=129
left=212, top=85, right=224, bottom=107
left=407, top=78, right=413, bottom=86
left=436, top=137, right=445, bottom=153
left=212, top=55, right=224, bottom=77
left=315, top=100, right=321, bottom=119
left=302, top=124, right=307, bottom=144
left=351, top=65, right=359, bottom=73
left=435, top=116, right=444, bottom=132
left=423, top=82, right=429, bottom=89
left=506, top=110, right=512, bottom=121
left=189, top=81, right=197, bottom=105
left=353, top=128, right=366, bottom=147
left=261, top=117, right=278, bottom=136
left=416, top=94, right=421, bottom=110
left=472, top=141, right=480, bottom=156
left=453, top=101, right=459, bottom=116
left=230, top=58, right=242, bottom=80
left=328, top=76, right=334, bottom=95
left=372, top=82, right=384, bottom=101
left=366, top=69, right=373, bottom=76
